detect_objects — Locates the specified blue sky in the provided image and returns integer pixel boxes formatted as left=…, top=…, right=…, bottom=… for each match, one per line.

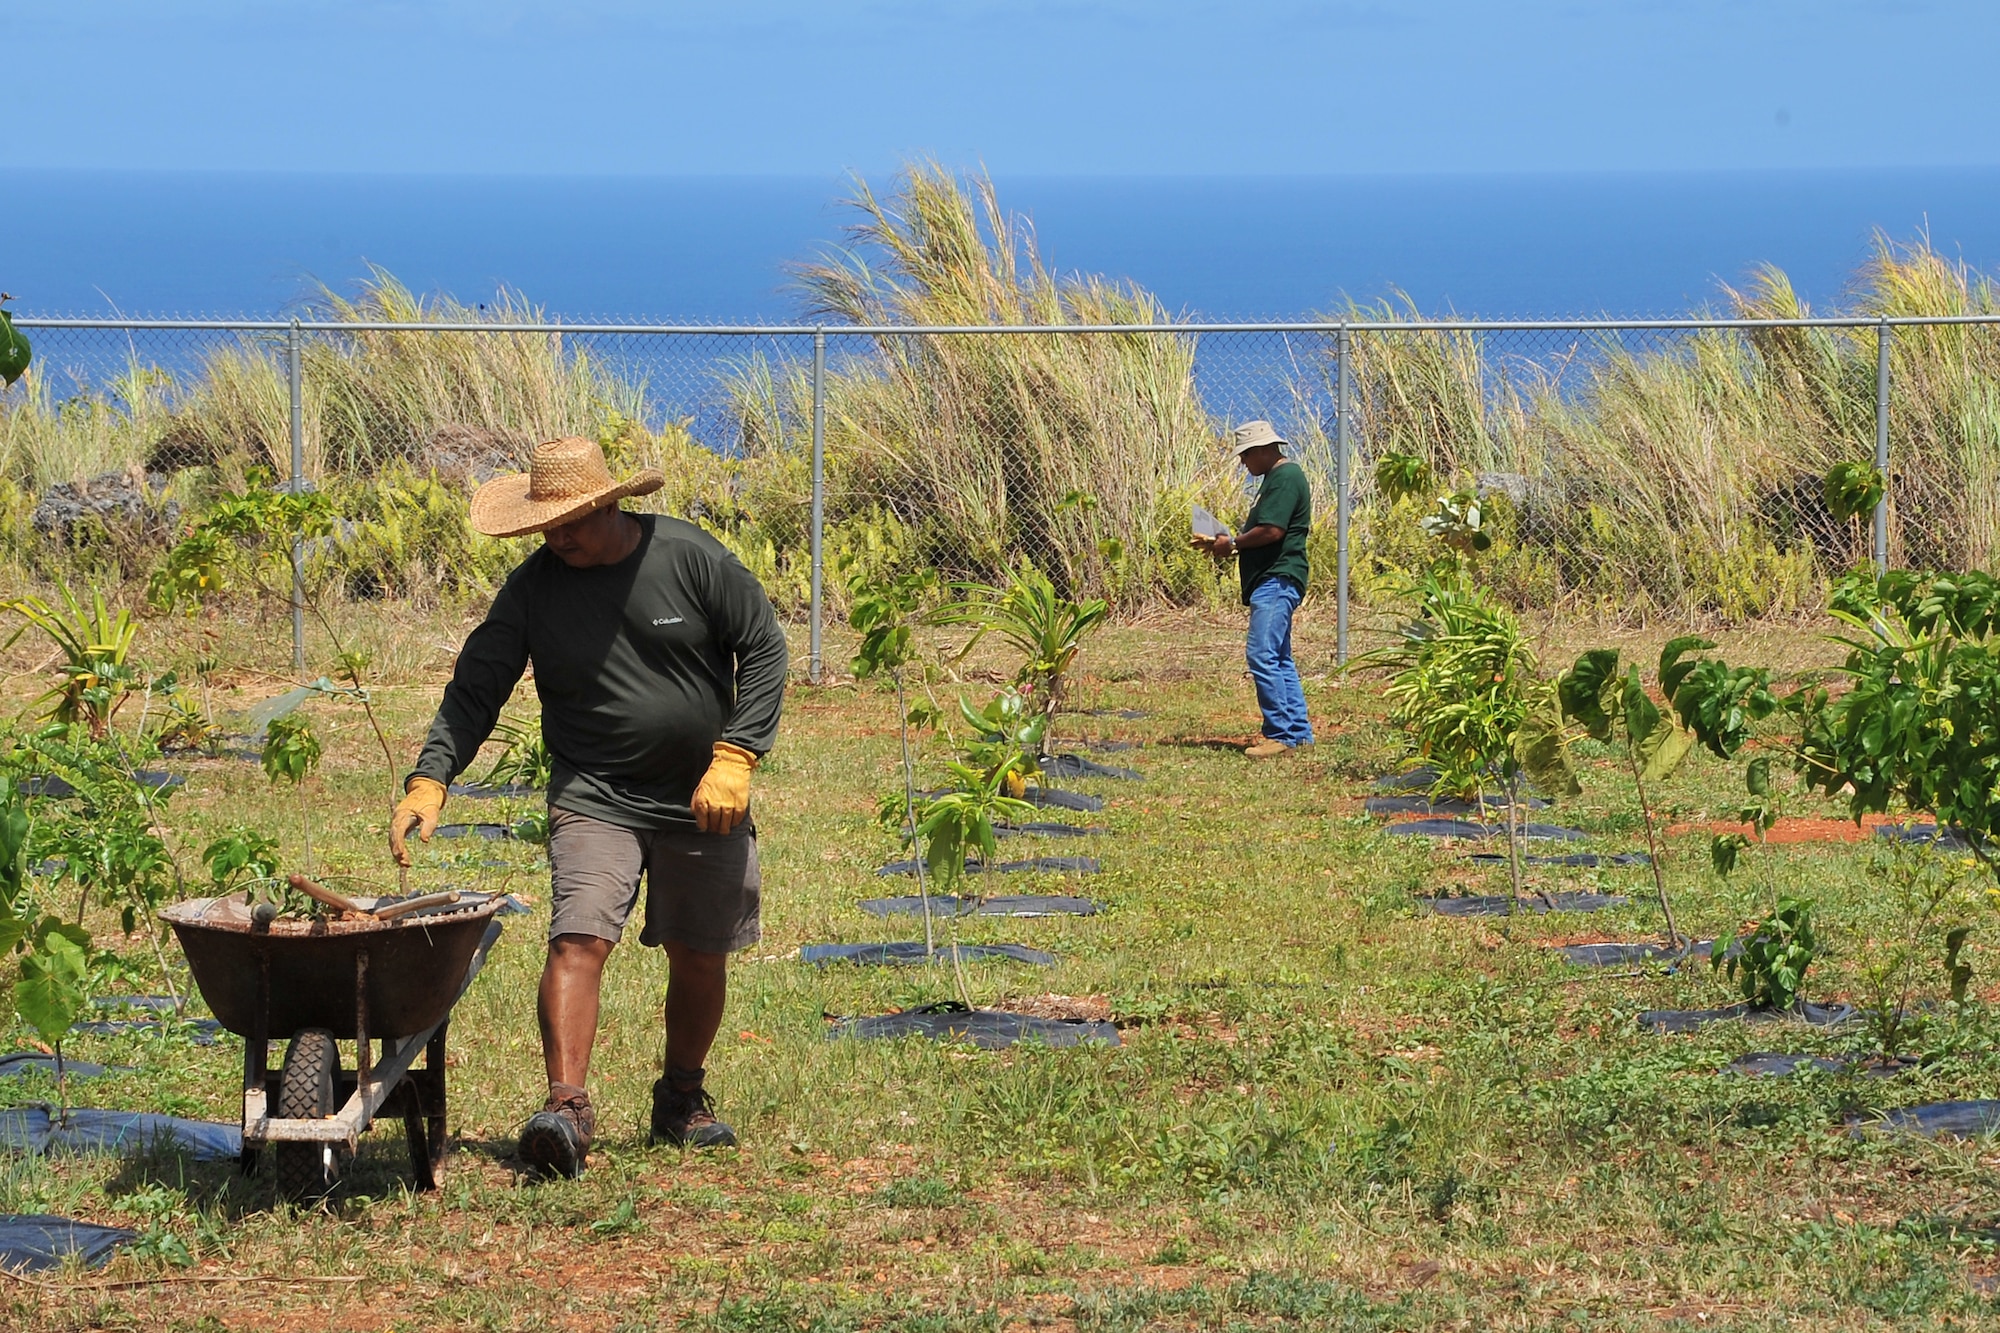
left=10, top=1, right=1996, bottom=176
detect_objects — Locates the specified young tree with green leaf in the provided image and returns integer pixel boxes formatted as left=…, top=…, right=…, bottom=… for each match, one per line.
left=1558, top=636, right=1774, bottom=946
left=934, top=563, right=1108, bottom=750
left=1368, top=568, right=1575, bottom=915
left=849, top=568, right=945, bottom=950
left=912, top=762, right=1035, bottom=1005
left=262, top=713, right=323, bottom=878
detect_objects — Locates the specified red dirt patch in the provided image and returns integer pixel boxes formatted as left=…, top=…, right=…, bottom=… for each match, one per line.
left=1666, top=813, right=1899, bottom=845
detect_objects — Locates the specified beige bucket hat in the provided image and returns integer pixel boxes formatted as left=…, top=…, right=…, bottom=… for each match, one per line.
left=469, top=436, right=665, bottom=538
left=1230, top=420, right=1287, bottom=456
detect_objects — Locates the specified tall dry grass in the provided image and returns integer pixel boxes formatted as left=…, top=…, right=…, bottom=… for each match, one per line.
left=1343, top=235, right=2000, bottom=618
left=744, top=162, right=1239, bottom=604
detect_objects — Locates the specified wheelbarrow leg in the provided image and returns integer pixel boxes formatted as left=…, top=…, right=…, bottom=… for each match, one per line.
left=240, top=947, right=270, bottom=1177
left=402, top=1020, right=450, bottom=1191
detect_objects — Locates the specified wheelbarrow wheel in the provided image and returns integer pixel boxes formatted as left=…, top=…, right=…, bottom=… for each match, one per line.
left=274, top=1028, right=347, bottom=1206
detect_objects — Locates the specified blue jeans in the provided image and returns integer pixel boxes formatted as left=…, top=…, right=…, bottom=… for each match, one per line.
left=1246, top=576, right=1313, bottom=746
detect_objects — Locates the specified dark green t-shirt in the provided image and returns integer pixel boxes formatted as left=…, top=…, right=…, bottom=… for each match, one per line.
left=1238, top=461, right=1312, bottom=604
left=411, top=514, right=789, bottom=831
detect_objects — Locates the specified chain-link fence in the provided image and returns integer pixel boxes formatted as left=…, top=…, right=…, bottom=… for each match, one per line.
left=7, top=313, right=1991, bottom=678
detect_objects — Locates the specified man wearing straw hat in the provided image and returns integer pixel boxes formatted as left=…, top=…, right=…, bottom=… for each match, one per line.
left=388, top=436, right=788, bottom=1179
left=1192, top=420, right=1315, bottom=757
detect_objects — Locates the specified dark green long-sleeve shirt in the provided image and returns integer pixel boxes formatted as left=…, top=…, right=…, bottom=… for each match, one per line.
left=410, top=514, right=789, bottom=831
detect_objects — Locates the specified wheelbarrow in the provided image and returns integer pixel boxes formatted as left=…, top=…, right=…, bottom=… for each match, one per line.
left=161, top=889, right=507, bottom=1203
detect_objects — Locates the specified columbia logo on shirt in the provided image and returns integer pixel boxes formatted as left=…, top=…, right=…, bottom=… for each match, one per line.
left=652, top=616, right=685, bottom=626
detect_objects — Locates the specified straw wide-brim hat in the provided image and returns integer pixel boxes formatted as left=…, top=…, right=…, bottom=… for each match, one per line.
left=1230, top=419, right=1287, bottom=456
left=469, top=436, right=665, bottom=538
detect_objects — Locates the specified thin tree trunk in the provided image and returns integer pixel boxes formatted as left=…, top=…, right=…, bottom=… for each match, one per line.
left=895, top=671, right=936, bottom=953
left=1628, top=754, right=1679, bottom=946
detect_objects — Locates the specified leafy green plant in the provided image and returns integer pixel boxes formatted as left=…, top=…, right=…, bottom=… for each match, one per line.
left=202, top=828, right=281, bottom=898
left=151, top=483, right=401, bottom=805
left=481, top=716, right=552, bottom=790
left=3, top=586, right=143, bottom=738
left=1417, top=488, right=1492, bottom=557
left=934, top=563, right=1108, bottom=746
left=1712, top=896, right=1817, bottom=1012
left=912, top=762, right=1035, bottom=1005
left=1560, top=637, right=1771, bottom=945
left=1373, top=452, right=1433, bottom=505
left=0, top=774, right=96, bottom=1118
left=958, top=690, right=1046, bottom=799
left=1824, top=461, right=1886, bottom=523
left=262, top=713, right=323, bottom=877
left=1853, top=843, right=1980, bottom=1058
left=0, top=294, right=30, bottom=387
left=1365, top=568, right=1573, bottom=915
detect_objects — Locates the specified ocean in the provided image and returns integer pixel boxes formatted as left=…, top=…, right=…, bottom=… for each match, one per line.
left=11, top=168, right=2000, bottom=324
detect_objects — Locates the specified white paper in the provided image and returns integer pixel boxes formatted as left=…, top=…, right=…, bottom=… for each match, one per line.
left=1192, top=504, right=1226, bottom=538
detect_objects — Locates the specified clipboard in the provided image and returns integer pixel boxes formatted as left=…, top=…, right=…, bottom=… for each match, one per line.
left=1192, top=504, right=1226, bottom=539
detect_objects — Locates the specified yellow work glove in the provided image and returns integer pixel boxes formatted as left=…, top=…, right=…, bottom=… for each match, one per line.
left=691, top=741, right=758, bottom=834
left=389, top=777, right=447, bottom=867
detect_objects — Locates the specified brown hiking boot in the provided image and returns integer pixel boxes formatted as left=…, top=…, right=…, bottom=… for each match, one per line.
left=519, top=1081, right=595, bottom=1179
left=649, top=1067, right=736, bottom=1149
left=1245, top=738, right=1295, bottom=759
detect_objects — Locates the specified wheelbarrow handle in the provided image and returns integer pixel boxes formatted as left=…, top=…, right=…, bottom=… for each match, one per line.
left=373, top=891, right=462, bottom=921
left=288, top=874, right=367, bottom=916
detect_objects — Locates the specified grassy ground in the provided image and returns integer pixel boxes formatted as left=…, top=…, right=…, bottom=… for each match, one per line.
left=5, top=597, right=2000, bottom=1330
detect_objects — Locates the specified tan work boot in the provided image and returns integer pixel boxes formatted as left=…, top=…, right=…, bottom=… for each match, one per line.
left=519, top=1081, right=595, bottom=1179
left=1245, top=738, right=1295, bottom=759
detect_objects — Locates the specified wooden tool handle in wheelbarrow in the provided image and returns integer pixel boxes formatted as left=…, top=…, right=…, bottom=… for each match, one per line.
left=289, top=874, right=367, bottom=916
left=373, top=891, right=461, bottom=921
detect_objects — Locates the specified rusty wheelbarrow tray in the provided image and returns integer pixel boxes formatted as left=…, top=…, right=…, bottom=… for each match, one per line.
left=162, top=892, right=507, bottom=1201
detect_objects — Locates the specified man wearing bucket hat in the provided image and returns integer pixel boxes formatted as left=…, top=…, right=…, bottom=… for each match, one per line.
left=1191, top=420, right=1315, bottom=757
left=388, top=436, right=788, bottom=1179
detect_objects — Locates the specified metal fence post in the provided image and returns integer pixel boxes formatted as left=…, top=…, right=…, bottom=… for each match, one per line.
left=808, top=328, right=827, bottom=684
left=1874, top=316, right=1891, bottom=575
left=1335, top=322, right=1351, bottom=666
left=287, top=317, right=305, bottom=675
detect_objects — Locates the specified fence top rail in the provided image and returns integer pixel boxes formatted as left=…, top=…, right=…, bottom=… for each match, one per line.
left=14, top=314, right=2000, bottom=335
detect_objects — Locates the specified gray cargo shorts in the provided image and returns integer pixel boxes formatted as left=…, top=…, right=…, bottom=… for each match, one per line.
left=546, top=807, right=761, bottom=954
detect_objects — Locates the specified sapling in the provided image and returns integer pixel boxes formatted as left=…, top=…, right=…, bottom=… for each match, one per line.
left=849, top=568, right=945, bottom=950
left=1559, top=637, right=1771, bottom=947
left=262, top=713, right=323, bottom=879
left=1850, top=843, right=1978, bottom=1059
left=0, top=773, right=95, bottom=1120
left=934, top=563, right=1108, bottom=753
left=1368, top=567, right=1574, bottom=916
left=913, top=762, right=1035, bottom=1005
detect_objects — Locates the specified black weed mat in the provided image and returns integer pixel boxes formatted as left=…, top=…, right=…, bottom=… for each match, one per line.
left=448, top=781, right=541, bottom=799
left=0, top=1214, right=135, bottom=1273
left=1421, top=892, right=1629, bottom=917
left=0, top=1105, right=241, bottom=1160
left=877, top=856, right=1099, bottom=877
left=994, top=822, right=1108, bottom=840
left=1375, top=767, right=1441, bottom=791
left=1072, top=739, right=1140, bottom=753
left=801, top=942, right=1055, bottom=967
left=1068, top=709, right=1149, bottom=719
left=858, top=894, right=1101, bottom=918
left=1385, top=819, right=1587, bottom=841
left=0, top=1054, right=121, bottom=1080
left=1876, top=823, right=1977, bottom=851
left=434, top=822, right=516, bottom=840
left=830, top=1001, right=1119, bottom=1049
left=68, top=1016, right=224, bottom=1044
left=1040, top=754, right=1143, bottom=781
left=1859, top=1101, right=2000, bottom=1137
left=1024, top=788, right=1105, bottom=813
left=1366, top=794, right=1547, bottom=817
left=1469, top=851, right=1651, bottom=868
left=1553, top=939, right=1713, bottom=967
left=25, top=771, right=183, bottom=798
left=1728, top=1052, right=1916, bottom=1078
left=1639, top=999, right=1857, bottom=1034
